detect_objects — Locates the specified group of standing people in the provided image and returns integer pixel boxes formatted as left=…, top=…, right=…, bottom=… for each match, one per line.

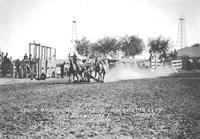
left=14, top=53, right=35, bottom=79
left=0, top=52, right=12, bottom=63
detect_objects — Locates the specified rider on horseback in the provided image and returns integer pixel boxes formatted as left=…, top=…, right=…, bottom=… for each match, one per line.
left=72, top=53, right=78, bottom=63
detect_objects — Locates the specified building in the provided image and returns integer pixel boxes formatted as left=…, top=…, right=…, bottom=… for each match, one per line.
left=177, top=47, right=200, bottom=58
left=177, top=47, right=200, bottom=70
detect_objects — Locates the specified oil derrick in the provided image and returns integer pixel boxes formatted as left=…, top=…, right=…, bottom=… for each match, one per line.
left=69, top=20, right=78, bottom=57
left=176, top=15, right=187, bottom=50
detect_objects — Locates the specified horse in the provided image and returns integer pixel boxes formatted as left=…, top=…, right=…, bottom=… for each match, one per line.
left=93, top=59, right=106, bottom=82
left=67, top=59, right=83, bottom=83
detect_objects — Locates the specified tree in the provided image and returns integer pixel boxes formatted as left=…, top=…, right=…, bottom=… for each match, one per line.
left=75, top=37, right=90, bottom=57
left=91, top=37, right=120, bottom=57
left=148, top=36, right=169, bottom=60
left=191, top=43, right=200, bottom=47
left=90, top=42, right=102, bottom=58
left=120, top=35, right=144, bottom=57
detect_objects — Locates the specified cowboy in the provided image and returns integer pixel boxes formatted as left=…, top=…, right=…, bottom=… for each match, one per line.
left=69, top=58, right=74, bottom=72
left=72, top=53, right=78, bottom=63
left=61, top=62, right=66, bottom=78
left=28, top=54, right=34, bottom=79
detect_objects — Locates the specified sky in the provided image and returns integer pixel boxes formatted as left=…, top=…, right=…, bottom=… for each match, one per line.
left=0, top=0, right=199, bottom=59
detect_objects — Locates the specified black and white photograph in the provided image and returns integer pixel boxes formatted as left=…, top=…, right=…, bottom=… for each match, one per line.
left=0, top=0, right=200, bottom=138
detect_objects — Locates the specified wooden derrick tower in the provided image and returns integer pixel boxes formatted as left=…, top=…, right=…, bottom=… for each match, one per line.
left=176, top=15, right=187, bottom=50
left=69, top=20, right=78, bottom=57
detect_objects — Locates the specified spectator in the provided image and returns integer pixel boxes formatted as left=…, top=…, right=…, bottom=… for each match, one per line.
left=3, top=52, right=8, bottom=62
left=61, top=62, right=66, bottom=78
left=29, top=54, right=32, bottom=61
left=2, top=52, right=4, bottom=58
left=72, top=53, right=77, bottom=62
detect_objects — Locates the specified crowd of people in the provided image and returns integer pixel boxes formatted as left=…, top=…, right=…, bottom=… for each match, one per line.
left=0, top=51, right=106, bottom=81
left=0, top=52, right=35, bottom=78
left=0, top=52, right=12, bottom=63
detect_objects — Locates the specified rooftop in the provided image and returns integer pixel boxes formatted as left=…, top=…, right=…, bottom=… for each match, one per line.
left=177, top=47, right=200, bottom=58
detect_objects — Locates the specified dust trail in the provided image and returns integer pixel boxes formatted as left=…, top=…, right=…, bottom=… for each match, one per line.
left=104, top=63, right=173, bottom=82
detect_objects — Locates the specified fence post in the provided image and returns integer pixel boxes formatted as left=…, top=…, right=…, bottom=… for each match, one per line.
left=155, top=58, right=157, bottom=69
left=13, top=62, right=15, bottom=78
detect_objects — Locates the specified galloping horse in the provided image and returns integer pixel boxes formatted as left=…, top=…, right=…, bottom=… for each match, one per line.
left=93, top=59, right=106, bottom=82
left=67, top=58, right=84, bottom=83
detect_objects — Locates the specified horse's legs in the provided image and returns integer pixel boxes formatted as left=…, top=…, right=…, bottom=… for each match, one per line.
left=103, top=72, right=106, bottom=80
left=76, top=75, right=79, bottom=82
left=79, top=71, right=83, bottom=81
left=74, top=73, right=79, bottom=82
left=68, top=72, right=72, bottom=83
left=95, top=72, right=100, bottom=82
left=101, top=69, right=106, bottom=80
left=94, top=71, right=97, bottom=78
left=72, top=73, right=75, bottom=82
left=68, top=75, right=70, bottom=83
left=99, top=72, right=103, bottom=80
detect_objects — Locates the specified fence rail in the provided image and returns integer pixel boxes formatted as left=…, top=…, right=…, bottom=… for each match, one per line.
left=171, top=59, right=182, bottom=71
left=151, top=59, right=163, bottom=69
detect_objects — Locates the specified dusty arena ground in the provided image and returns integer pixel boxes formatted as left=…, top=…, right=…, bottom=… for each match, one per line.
left=0, top=72, right=200, bottom=139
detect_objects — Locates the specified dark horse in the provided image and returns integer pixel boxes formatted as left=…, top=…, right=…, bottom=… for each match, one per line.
left=67, top=58, right=83, bottom=83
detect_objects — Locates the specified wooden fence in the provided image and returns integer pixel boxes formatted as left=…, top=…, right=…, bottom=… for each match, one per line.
left=171, top=59, right=182, bottom=72
left=151, top=59, right=163, bottom=69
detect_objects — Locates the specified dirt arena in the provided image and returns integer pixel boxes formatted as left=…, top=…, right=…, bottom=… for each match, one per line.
left=0, top=72, right=200, bottom=139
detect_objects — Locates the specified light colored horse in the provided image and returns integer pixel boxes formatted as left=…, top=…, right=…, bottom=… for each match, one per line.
left=94, top=59, right=106, bottom=82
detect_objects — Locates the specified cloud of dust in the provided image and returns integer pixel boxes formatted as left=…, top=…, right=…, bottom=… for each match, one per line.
left=104, top=63, right=173, bottom=82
